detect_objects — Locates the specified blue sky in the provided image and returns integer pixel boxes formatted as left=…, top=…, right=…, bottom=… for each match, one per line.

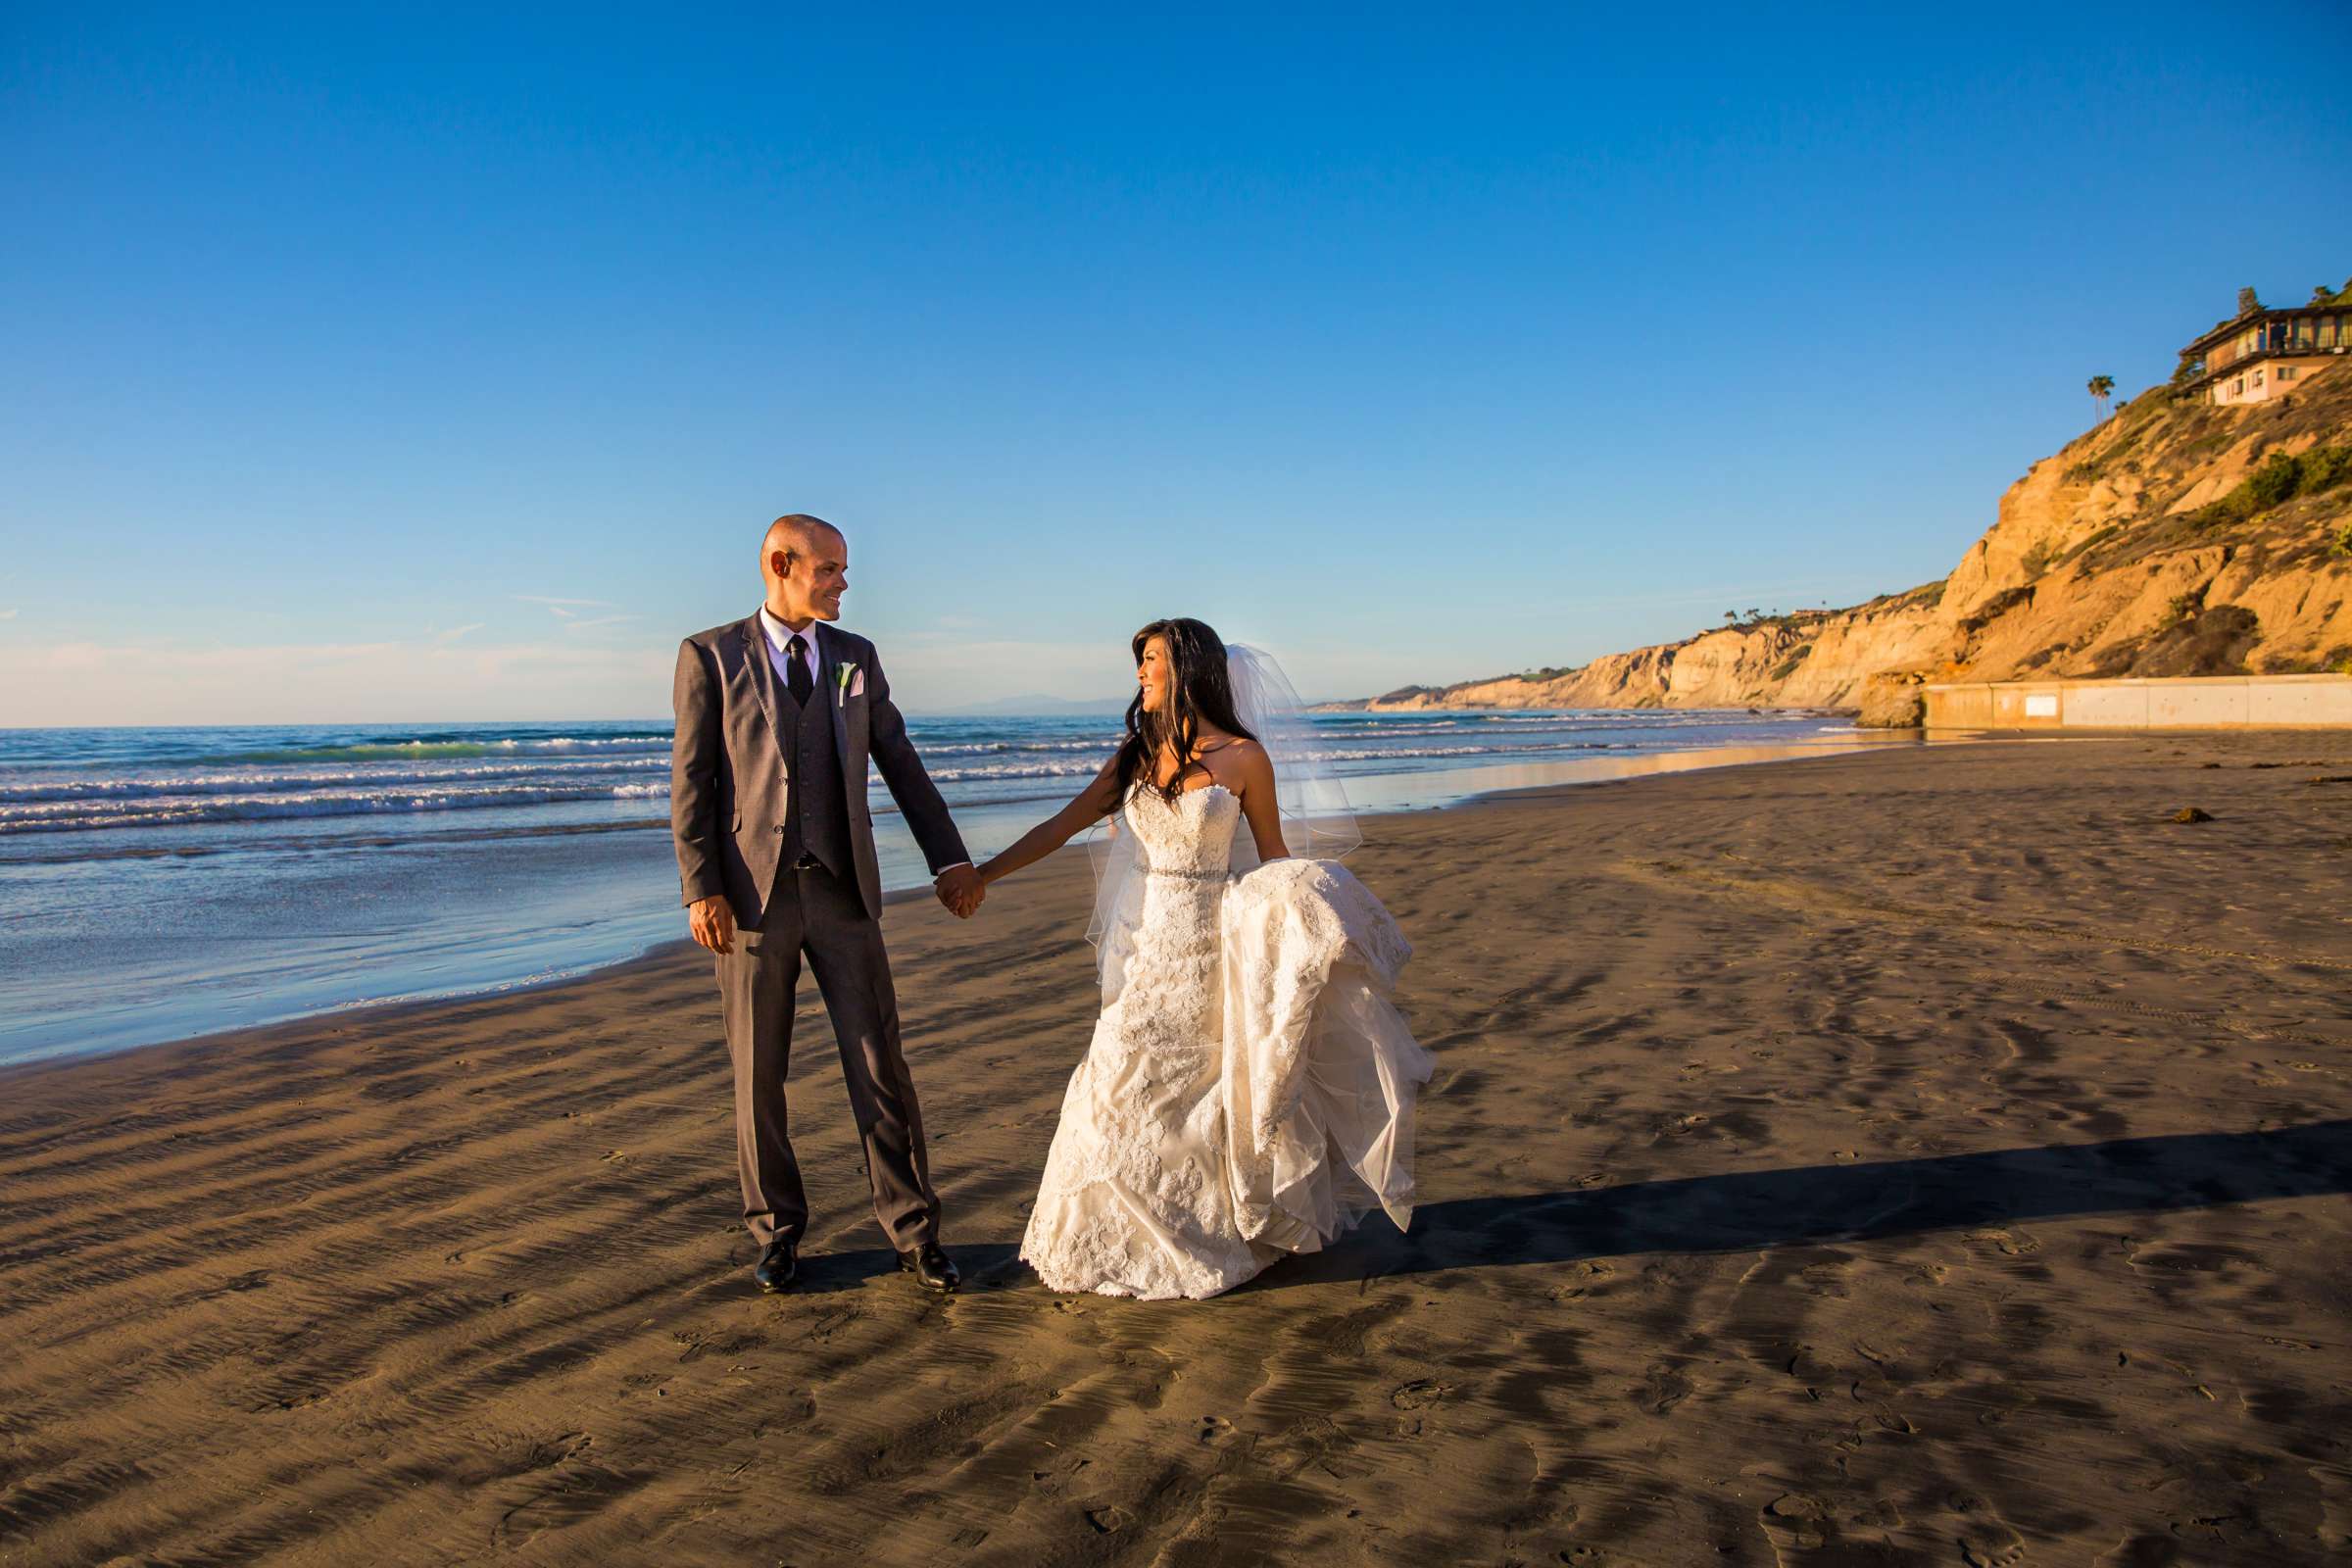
left=4, top=3, right=2348, bottom=723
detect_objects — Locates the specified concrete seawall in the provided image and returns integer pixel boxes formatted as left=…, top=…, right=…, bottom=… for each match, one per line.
left=1925, top=673, right=2352, bottom=729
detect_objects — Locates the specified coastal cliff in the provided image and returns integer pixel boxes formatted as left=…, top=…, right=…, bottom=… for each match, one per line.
left=1342, top=360, right=2352, bottom=724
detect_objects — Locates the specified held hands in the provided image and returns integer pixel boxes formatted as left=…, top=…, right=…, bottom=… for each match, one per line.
left=687, top=894, right=736, bottom=955
left=935, top=863, right=986, bottom=919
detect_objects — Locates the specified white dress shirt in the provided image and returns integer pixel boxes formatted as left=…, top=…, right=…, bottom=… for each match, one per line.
left=757, top=606, right=819, bottom=691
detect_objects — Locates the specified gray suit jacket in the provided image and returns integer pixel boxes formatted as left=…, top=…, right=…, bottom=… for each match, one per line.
left=671, top=613, right=969, bottom=926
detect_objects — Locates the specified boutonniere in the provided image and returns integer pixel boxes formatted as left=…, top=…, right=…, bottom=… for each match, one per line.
left=837, top=662, right=864, bottom=699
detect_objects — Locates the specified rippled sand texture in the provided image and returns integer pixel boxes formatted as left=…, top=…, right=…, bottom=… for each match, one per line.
left=4, top=733, right=2350, bottom=1566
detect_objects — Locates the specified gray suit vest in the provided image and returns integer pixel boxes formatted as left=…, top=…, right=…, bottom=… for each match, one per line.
left=772, top=677, right=853, bottom=881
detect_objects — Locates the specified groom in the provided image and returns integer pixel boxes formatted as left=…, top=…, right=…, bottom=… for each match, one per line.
left=670, top=514, right=986, bottom=1295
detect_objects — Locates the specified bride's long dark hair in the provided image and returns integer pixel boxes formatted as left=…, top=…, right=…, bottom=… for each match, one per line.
left=1113, top=617, right=1258, bottom=807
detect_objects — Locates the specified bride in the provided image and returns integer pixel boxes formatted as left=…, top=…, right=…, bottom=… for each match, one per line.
left=974, top=618, right=1433, bottom=1299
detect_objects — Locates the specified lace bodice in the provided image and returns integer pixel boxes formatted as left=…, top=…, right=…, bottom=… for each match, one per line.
left=1124, top=782, right=1242, bottom=878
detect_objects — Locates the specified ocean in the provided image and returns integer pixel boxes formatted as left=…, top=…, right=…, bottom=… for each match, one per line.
left=0, top=709, right=1894, bottom=1063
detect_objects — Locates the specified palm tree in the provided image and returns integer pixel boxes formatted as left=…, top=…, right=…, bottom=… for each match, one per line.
left=2087, top=374, right=2115, bottom=420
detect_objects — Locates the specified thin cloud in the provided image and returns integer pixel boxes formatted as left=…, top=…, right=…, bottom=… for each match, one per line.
left=514, top=594, right=619, bottom=621
left=435, top=622, right=485, bottom=642
left=563, top=613, right=640, bottom=632
left=0, top=608, right=18, bottom=619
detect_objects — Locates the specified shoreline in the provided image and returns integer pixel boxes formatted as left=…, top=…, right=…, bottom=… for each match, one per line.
left=2, top=731, right=1932, bottom=1076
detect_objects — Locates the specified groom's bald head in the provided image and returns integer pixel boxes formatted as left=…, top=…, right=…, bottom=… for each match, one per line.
left=761, top=514, right=850, bottom=623
left=761, top=513, right=843, bottom=570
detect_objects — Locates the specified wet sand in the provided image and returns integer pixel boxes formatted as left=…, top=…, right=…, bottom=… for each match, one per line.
left=3, top=733, right=2350, bottom=1565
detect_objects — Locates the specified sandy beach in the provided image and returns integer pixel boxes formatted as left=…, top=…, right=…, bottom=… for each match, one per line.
left=4, top=734, right=2350, bottom=1566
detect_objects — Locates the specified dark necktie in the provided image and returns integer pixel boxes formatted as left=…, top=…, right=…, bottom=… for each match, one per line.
left=785, top=633, right=813, bottom=704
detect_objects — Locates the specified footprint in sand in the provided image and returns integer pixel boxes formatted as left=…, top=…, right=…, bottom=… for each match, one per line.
left=1969, top=1228, right=2040, bottom=1258
left=1548, top=1260, right=1615, bottom=1303
left=1949, top=1492, right=2028, bottom=1566
left=1761, top=1493, right=1829, bottom=1552
left=1959, top=1521, right=2027, bottom=1566
left=1391, top=1378, right=1457, bottom=1410
left=1635, top=1364, right=1693, bottom=1415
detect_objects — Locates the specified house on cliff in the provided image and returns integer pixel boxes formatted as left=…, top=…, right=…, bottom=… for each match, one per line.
left=2177, top=286, right=2352, bottom=407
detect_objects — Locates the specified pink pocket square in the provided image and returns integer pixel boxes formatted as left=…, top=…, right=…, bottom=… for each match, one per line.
left=847, top=669, right=865, bottom=699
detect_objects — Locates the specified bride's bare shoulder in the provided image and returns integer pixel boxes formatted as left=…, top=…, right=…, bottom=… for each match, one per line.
left=1202, top=736, right=1275, bottom=794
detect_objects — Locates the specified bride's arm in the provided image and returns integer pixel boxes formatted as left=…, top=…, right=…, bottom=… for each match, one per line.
left=977, top=757, right=1124, bottom=889
left=1233, top=742, right=1290, bottom=862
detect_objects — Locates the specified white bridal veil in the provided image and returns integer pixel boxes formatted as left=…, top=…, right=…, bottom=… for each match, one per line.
left=1084, top=642, right=1359, bottom=1003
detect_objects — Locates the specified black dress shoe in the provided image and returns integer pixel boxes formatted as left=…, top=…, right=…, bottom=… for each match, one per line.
left=897, top=1242, right=959, bottom=1293
left=754, top=1239, right=797, bottom=1293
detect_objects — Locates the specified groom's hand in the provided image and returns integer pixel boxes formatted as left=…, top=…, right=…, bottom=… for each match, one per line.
left=934, top=864, right=984, bottom=919
left=688, top=894, right=736, bottom=955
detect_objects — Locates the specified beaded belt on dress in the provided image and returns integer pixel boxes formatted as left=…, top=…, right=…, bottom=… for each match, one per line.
left=1146, top=866, right=1226, bottom=881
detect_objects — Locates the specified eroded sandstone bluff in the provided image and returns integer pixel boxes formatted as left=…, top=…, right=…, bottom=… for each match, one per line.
left=1341, top=364, right=2352, bottom=725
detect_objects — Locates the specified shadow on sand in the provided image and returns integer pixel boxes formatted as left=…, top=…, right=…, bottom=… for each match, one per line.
left=778, top=1121, right=2352, bottom=1297
left=1268, top=1117, right=2352, bottom=1291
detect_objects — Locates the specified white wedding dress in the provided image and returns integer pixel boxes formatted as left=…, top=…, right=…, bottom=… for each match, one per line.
left=1019, top=783, right=1433, bottom=1299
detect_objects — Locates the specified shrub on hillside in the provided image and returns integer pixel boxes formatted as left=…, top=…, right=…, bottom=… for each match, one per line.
left=2304, top=446, right=2352, bottom=494
left=2192, top=445, right=2352, bottom=530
